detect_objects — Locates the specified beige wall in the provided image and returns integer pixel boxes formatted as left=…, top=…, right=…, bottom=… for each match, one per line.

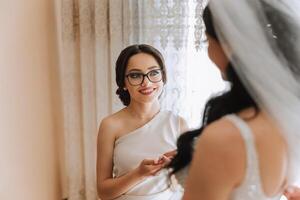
left=0, top=0, right=62, bottom=199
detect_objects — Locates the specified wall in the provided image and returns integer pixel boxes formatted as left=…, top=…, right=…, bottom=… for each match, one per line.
left=0, top=0, right=62, bottom=199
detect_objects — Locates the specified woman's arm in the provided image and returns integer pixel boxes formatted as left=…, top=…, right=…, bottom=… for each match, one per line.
left=182, top=120, right=245, bottom=200
left=96, top=118, right=164, bottom=200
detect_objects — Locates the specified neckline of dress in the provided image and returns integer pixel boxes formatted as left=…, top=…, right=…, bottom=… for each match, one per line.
left=115, top=110, right=163, bottom=144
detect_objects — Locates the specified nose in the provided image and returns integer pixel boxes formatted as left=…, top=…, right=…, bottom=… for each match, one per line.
left=141, top=75, right=150, bottom=87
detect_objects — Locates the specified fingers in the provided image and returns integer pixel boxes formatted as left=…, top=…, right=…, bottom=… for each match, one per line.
left=163, top=149, right=177, bottom=158
left=143, top=156, right=169, bottom=166
left=144, top=162, right=164, bottom=176
left=157, top=155, right=171, bottom=166
left=142, top=149, right=177, bottom=166
left=141, top=159, right=164, bottom=169
left=138, top=159, right=163, bottom=177
left=142, top=159, right=157, bottom=165
left=139, top=153, right=176, bottom=177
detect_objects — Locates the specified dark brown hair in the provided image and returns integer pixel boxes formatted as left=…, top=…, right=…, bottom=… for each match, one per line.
left=115, top=44, right=167, bottom=106
left=168, top=6, right=258, bottom=174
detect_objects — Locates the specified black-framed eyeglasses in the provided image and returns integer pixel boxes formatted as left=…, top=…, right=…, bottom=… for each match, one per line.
left=125, top=69, right=163, bottom=86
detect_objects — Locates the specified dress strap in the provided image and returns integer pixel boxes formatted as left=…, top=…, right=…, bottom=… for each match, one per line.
left=225, top=114, right=263, bottom=191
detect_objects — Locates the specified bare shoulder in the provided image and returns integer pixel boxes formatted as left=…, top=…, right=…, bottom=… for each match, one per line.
left=193, top=117, right=246, bottom=183
left=183, top=117, right=247, bottom=198
left=98, top=109, right=126, bottom=139
left=199, top=117, right=243, bottom=147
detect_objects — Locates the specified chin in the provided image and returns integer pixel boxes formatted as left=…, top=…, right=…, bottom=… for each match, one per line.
left=140, top=93, right=162, bottom=104
left=140, top=95, right=158, bottom=103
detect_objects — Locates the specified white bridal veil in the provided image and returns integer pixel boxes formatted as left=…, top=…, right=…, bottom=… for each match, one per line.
left=207, top=0, right=300, bottom=185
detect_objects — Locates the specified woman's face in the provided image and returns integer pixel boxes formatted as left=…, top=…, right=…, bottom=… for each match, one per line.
left=206, top=33, right=229, bottom=79
left=124, top=53, right=164, bottom=105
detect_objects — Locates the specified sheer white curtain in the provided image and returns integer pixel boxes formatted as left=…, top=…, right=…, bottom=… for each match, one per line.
left=57, top=0, right=215, bottom=199
left=127, top=0, right=225, bottom=128
left=127, top=0, right=192, bottom=119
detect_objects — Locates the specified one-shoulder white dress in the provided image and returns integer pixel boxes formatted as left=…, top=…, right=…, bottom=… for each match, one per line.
left=113, top=111, right=184, bottom=200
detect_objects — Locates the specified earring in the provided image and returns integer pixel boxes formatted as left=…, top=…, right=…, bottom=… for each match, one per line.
left=123, top=87, right=127, bottom=91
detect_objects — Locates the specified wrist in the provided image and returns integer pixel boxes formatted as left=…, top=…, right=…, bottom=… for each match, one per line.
left=132, top=167, right=147, bottom=180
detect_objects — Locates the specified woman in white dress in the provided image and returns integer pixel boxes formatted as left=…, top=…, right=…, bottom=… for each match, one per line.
left=169, top=1, right=300, bottom=200
left=96, top=44, right=187, bottom=200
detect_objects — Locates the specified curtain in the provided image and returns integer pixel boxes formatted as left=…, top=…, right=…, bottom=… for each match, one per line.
left=127, top=0, right=191, bottom=119
left=57, top=0, right=207, bottom=199
left=58, top=0, right=126, bottom=199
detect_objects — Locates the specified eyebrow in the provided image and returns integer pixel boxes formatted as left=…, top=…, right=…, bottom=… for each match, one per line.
left=127, top=66, right=160, bottom=73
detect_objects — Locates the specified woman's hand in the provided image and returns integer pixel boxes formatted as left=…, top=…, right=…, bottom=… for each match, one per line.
left=284, top=187, right=300, bottom=200
left=157, top=155, right=172, bottom=167
left=163, top=149, right=177, bottom=160
left=136, top=150, right=177, bottom=178
left=157, top=149, right=177, bottom=167
left=136, top=159, right=164, bottom=178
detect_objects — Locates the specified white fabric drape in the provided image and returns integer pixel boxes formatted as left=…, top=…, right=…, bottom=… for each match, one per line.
left=57, top=0, right=194, bottom=199
left=127, top=0, right=191, bottom=118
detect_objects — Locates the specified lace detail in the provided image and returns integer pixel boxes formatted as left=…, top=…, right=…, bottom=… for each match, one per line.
left=129, top=0, right=190, bottom=50
left=194, top=0, right=208, bottom=50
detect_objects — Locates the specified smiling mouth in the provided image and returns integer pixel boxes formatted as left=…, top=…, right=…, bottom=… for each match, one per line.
left=139, top=88, right=156, bottom=95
